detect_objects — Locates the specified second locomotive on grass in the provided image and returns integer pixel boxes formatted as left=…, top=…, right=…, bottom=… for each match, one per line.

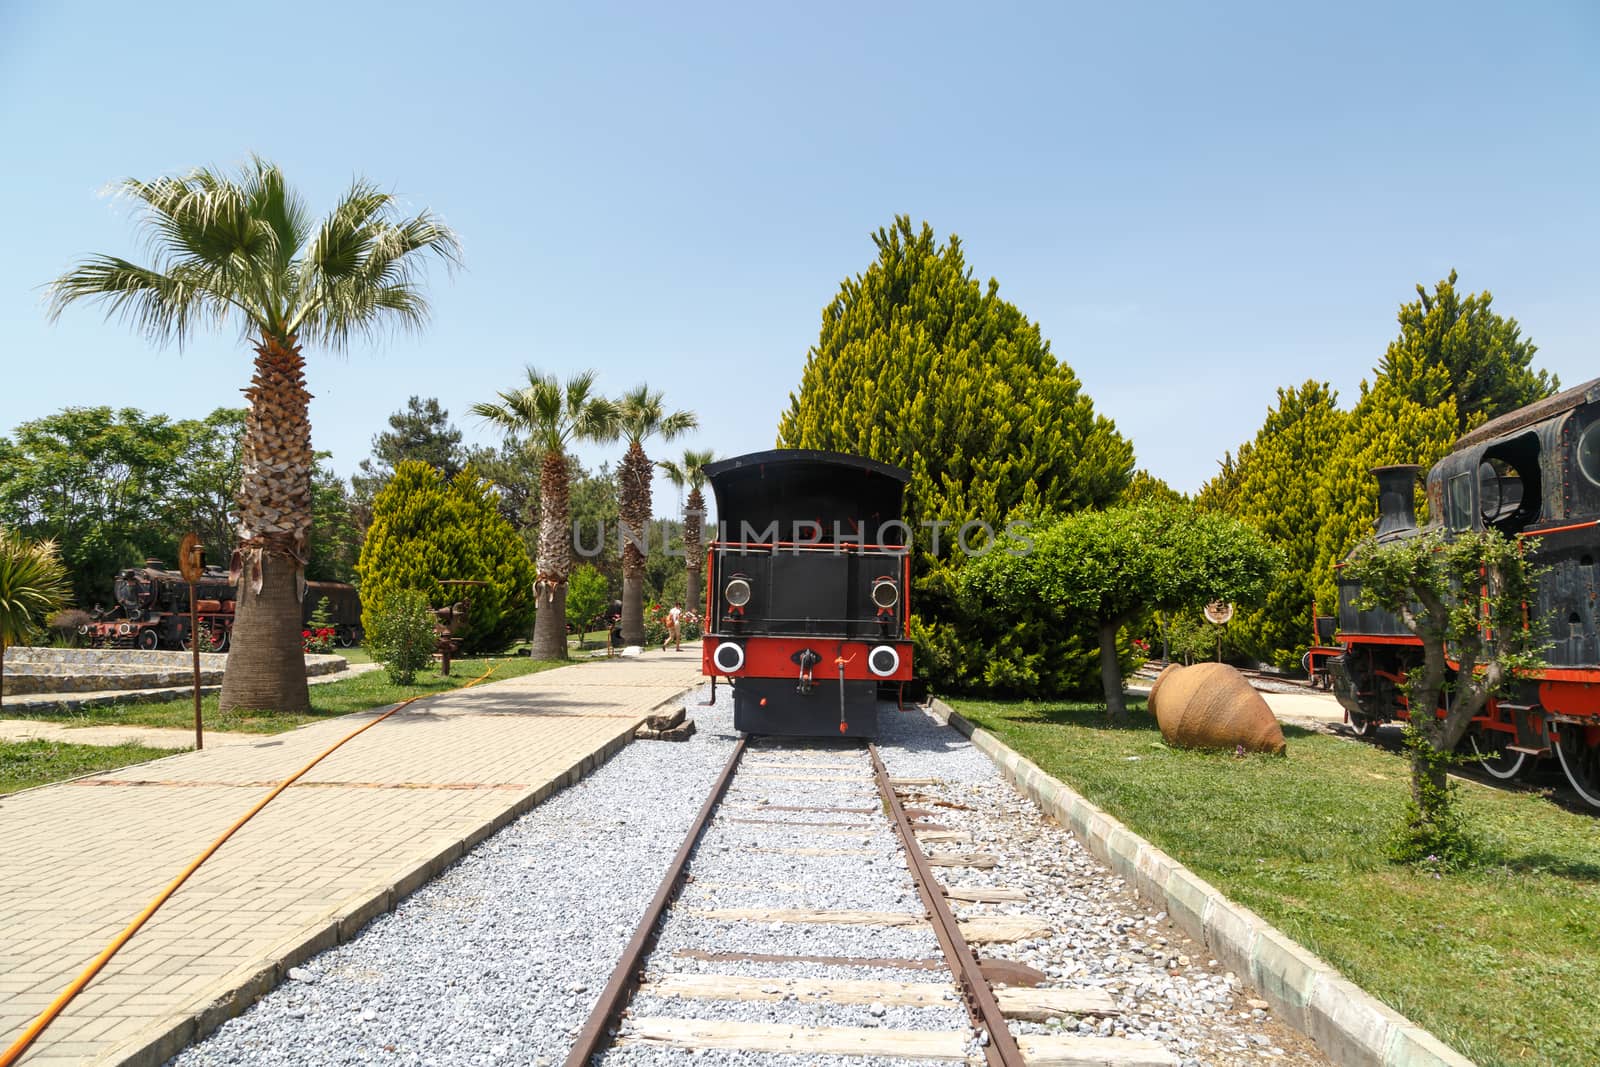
left=1332, top=376, right=1600, bottom=808
left=701, top=449, right=913, bottom=738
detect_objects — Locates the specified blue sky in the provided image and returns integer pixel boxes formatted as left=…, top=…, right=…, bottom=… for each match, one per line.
left=2, top=1, right=1595, bottom=508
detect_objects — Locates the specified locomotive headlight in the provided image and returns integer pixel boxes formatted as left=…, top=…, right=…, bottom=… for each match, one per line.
left=712, top=641, right=745, bottom=674
left=868, top=644, right=901, bottom=678
left=871, top=578, right=899, bottom=609
left=724, top=576, right=752, bottom=608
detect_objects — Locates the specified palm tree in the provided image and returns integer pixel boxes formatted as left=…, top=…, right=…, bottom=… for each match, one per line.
left=47, top=158, right=460, bottom=714
left=657, top=449, right=716, bottom=617
left=0, top=532, right=71, bottom=711
left=616, top=387, right=697, bottom=645
left=473, top=369, right=618, bottom=660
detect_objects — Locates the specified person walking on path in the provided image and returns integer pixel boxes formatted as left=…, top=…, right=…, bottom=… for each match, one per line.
left=663, top=602, right=683, bottom=652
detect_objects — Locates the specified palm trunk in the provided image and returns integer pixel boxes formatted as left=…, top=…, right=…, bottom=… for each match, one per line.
left=1, top=642, right=6, bottom=712
left=531, top=451, right=571, bottom=661
left=684, top=488, right=705, bottom=615
left=220, top=334, right=314, bottom=714
left=1098, top=618, right=1128, bottom=726
left=619, top=441, right=652, bottom=646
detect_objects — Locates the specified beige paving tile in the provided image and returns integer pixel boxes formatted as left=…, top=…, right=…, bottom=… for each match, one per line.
left=0, top=653, right=701, bottom=1066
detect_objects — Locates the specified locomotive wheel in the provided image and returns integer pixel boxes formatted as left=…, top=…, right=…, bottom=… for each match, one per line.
left=1553, top=724, right=1600, bottom=810
left=213, top=629, right=231, bottom=653
left=335, top=625, right=356, bottom=648
left=136, top=628, right=160, bottom=651
left=1347, top=713, right=1377, bottom=738
left=1468, top=730, right=1527, bottom=781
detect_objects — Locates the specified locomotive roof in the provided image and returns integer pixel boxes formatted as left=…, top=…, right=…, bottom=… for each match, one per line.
left=703, top=449, right=911, bottom=483
left=1455, top=376, right=1600, bottom=450
left=705, top=450, right=910, bottom=534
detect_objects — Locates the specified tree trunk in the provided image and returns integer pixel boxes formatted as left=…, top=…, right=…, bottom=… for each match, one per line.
left=619, top=441, right=652, bottom=645
left=221, top=550, right=310, bottom=712
left=1098, top=619, right=1128, bottom=726
left=1409, top=739, right=1451, bottom=824
left=532, top=451, right=571, bottom=661
left=531, top=580, right=569, bottom=662
left=684, top=488, right=705, bottom=616
left=219, top=334, right=314, bottom=714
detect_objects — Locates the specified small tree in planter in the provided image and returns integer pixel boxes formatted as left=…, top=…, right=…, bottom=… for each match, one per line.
left=1341, top=528, right=1544, bottom=866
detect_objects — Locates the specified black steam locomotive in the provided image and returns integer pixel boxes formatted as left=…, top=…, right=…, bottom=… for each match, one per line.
left=1331, top=377, right=1600, bottom=808
left=82, top=560, right=362, bottom=652
left=701, top=450, right=913, bottom=737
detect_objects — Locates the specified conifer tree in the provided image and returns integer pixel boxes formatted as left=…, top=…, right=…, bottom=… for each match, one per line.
left=778, top=217, right=1133, bottom=694
left=1380, top=270, right=1555, bottom=434
left=1311, top=368, right=1459, bottom=613
left=357, top=461, right=536, bottom=652
left=1200, top=381, right=1346, bottom=668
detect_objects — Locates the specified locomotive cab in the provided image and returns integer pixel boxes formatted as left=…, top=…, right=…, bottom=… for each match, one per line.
left=702, top=449, right=913, bottom=738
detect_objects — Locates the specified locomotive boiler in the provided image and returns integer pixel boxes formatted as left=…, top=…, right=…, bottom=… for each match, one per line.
left=701, top=450, right=913, bottom=738
left=1331, top=376, right=1600, bottom=808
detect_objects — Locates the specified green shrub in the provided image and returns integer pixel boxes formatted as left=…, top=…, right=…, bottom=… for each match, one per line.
left=357, top=462, right=536, bottom=652
left=566, top=564, right=610, bottom=643
left=368, top=589, right=437, bottom=685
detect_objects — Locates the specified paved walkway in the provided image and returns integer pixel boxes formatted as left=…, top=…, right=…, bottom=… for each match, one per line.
left=0, top=650, right=704, bottom=1066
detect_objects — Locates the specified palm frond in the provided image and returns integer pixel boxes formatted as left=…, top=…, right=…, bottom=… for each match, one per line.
left=657, top=458, right=687, bottom=488
left=618, top=384, right=697, bottom=445
left=46, top=255, right=238, bottom=346
left=293, top=185, right=461, bottom=344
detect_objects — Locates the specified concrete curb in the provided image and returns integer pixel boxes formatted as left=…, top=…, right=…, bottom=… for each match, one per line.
left=93, top=715, right=648, bottom=1067
left=928, top=698, right=1474, bottom=1067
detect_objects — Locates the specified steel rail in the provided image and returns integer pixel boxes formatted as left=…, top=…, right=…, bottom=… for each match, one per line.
left=868, top=743, right=1026, bottom=1067
left=563, top=736, right=747, bottom=1067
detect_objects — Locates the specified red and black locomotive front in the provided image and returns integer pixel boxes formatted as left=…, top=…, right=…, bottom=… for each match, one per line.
left=702, top=450, right=912, bottom=738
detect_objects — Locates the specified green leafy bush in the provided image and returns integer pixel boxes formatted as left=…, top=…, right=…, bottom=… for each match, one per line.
left=357, top=462, right=536, bottom=652
left=367, top=589, right=437, bottom=685
left=566, top=564, right=610, bottom=643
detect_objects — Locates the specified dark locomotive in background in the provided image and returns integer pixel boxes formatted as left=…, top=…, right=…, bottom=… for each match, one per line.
left=1330, top=376, right=1600, bottom=809
left=81, top=560, right=362, bottom=652
left=701, top=450, right=913, bottom=737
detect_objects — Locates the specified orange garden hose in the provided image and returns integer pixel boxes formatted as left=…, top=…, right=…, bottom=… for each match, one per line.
left=0, top=664, right=498, bottom=1067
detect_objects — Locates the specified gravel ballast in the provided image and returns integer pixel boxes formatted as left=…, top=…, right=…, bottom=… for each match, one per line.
left=173, top=689, right=1337, bottom=1067
left=170, top=684, right=737, bottom=1067
left=872, top=703, right=1333, bottom=1067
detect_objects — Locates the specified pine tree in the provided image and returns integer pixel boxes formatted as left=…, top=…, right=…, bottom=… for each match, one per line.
left=1201, top=381, right=1346, bottom=668
left=356, top=461, right=537, bottom=652
left=777, top=216, right=1133, bottom=694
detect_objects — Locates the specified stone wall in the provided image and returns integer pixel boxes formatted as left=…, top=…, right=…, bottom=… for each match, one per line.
left=2, top=648, right=349, bottom=697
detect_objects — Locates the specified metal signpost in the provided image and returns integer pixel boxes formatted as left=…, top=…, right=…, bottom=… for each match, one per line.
left=179, top=533, right=205, bottom=751
left=1203, top=600, right=1234, bottom=663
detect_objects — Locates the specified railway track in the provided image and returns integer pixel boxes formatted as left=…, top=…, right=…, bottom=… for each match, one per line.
left=566, top=735, right=1179, bottom=1067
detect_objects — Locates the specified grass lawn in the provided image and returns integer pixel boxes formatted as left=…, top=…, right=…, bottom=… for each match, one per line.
left=25, top=654, right=565, bottom=735
left=952, top=696, right=1600, bottom=1067
left=1, top=739, right=178, bottom=795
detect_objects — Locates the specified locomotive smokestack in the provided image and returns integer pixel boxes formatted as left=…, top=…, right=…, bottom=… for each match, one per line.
left=1372, top=465, right=1421, bottom=540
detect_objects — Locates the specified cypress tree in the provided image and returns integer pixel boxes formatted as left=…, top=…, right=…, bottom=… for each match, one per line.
left=1312, top=368, right=1459, bottom=614
left=357, top=461, right=537, bottom=652
left=1380, top=270, right=1555, bottom=434
left=778, top=216, right=1133, bottom=694
left=1200, top=381, right=1346, bottom=669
